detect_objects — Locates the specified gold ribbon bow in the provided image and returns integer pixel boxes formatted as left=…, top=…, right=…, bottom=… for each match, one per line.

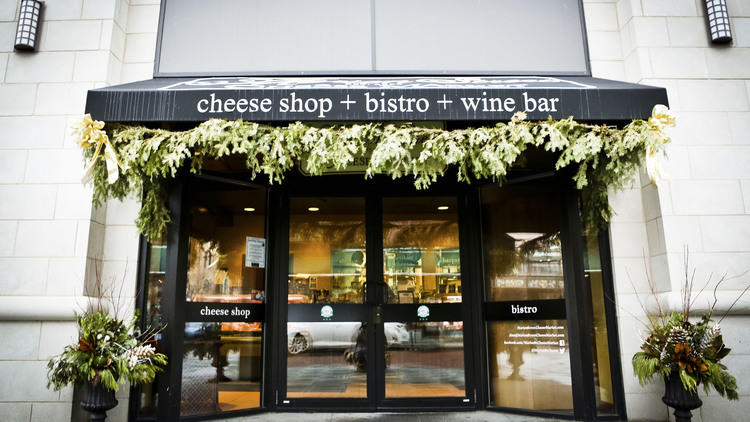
left=644, top=104, right=675, bottom=185
left=73, top=114, right=124, bottom=185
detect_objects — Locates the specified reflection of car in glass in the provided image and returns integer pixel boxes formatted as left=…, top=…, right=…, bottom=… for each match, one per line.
left=287, top=322, right=409, bottom=354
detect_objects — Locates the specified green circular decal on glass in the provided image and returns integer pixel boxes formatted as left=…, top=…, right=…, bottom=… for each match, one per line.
left=417, top=305, right=430, bottom=320
left=320, top=305, right=333, bottom=320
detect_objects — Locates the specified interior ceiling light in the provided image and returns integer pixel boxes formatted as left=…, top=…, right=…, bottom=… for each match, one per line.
left=308, top=207, right=320, bottom=212
left=244, top=207, right=255, bottom=212
left=437, top=205, right=450, bottom=210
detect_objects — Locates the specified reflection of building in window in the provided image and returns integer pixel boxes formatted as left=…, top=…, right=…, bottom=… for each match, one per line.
left=383, top=247, right=461, bottom=303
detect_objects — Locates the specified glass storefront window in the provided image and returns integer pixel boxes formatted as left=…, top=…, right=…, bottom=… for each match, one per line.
left=138, top=239, right=166, bottom=418
left=385, top=321, right=465, bottom=398
left=180, top=183, right=266, bottom=416
left=382, top=197, right=461, bottom=304
left=481, top=183, right=573, bottom=411
left=286, top=197, right=367, bottom=398
left=583, top=233, right=615, bottom=415
left=288, top=197, right=366, bottom=304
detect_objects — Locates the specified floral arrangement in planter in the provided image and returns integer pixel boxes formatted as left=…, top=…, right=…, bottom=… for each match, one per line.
left=633, top=311, right=738, bottom=400
left=46, top=309, right=167, bottom=393
left=46, top=283, right=167, bottom=421
left=631, top=256, right=747, bottom=420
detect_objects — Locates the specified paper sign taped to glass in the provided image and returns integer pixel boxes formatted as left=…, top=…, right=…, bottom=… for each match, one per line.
left=245, top=236, right=266, bottom=268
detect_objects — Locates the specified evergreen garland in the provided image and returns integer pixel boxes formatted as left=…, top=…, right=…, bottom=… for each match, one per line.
left=77, top=107, right=674, bottom=241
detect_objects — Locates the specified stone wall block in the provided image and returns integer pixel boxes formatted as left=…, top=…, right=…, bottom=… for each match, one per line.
left=102, top=225, right=140, bottom=262
left=0, top=403, right=31, bottom=422
left=728, top=112, right=750, bottom=144
left=74, top=50, right=110, bottom=82
left=105, top=196, right=141, bottom=226
left=46, top=257, right=87, bottom=295
left=55, top=183, right=93, bottom=220
left=126, top=4, right=160, bottom=34
left=41, top=20, right=102, bottom=51
left=120, top=62, right=152, bottom=83
left=660, top=215, right=704, bottom=252
left=646, top=218, right=666, bottom=256
left=666, top=17, right=710, bottom=47
left=0, top=321, right=40, bottom=359
left=660, top=145, right=691, bottom=180
left=15, top=221, right=77, bottom=257
left=0, top=149, right=27, bottom=183
left=0, top=361, right=61, bottom=401
left=34, top=82, right=94, bottom=115
left=609, top=187, right=645, bottom=223
left=0, top=221, right=17, bottom=256
left=670, top=180, right=745, bottom=215
left=6, top=52, right=75, bottom=83
left=0, top=52, right=8, bottom=82
left=742, top=180, right=750, bottom=212
left=584, top=3, right=618, bottom=32
left=38, top=321, right=78, bottom=360
left=631, top=17, right=670, bottom=47
left=0, top=116, right=67, bottom=149
left=0, top=1, right=18, bottom=21
left=587, top=30, right=623, bottom=61
left=610, top=221, right=650, bottom=258
left=0, top=257, right=48, bottom=295
left=735, top=18, right=750, bottom=47
left=590, top=60, right=626, bottom=80
left=0, top=184, right=57, bottom=220
left=0, top=22, right=16, bottom=52
left=689, top=147, right=750, bottom=179
left=649, top=48, right=708, bottom=78
left=671, top=111, right=731, bottom=146
left=705, top=48, right=750, bottom=79
left=611, top=255, right=657, bottom=295
left=0, top=84, right=38, bottom=115
left=82, top=0, right=116, bottom=20
left=30, top=403, right=74, bottom=422
left=43, top=0, right=83, bottom=21
left=677, top=80, right=750, bottom=112
left=123, top=32, right=157, bottom=63
left=642, top=0, right=698, bottom=17
left=25, top=149, right=86, bottom=184
left=700, top=215, right=750, bottom=252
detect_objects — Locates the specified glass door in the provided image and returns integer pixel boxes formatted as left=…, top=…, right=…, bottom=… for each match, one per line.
left=285, top=197, right=370, bottom=401
left=377, top=196, right=468, bottom=405
left=280, top=193, right=472, bottom=409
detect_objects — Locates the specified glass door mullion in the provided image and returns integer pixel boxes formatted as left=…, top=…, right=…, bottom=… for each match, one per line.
left=365, top=192, right=384, bottom=408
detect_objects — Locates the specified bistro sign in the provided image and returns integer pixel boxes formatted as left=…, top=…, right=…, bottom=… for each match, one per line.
left=85, top=76, right=668, bottom=122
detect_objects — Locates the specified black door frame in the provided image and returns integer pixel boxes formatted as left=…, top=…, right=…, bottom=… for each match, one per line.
left=272, top=175, right=480, bottom=412
left=129, top=171, right=627, bottom=421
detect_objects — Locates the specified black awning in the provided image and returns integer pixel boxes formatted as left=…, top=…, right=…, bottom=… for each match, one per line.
left=85, top=76, right=667, bottom=123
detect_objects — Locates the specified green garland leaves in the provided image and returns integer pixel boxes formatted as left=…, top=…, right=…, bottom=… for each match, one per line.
left=80, top=109, right=674, bottom=241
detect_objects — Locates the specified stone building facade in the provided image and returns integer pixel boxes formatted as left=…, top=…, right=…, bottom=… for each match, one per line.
left=0, top=0, right=748, bottom=421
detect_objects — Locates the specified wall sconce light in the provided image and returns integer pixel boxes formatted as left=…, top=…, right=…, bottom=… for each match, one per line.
left=703, top=0, right=732, bottom=44
left=14, top=0, right=43, bottom=51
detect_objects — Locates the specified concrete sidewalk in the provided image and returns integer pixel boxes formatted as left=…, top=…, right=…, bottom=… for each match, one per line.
left=225, top=411, right=563, bottom=422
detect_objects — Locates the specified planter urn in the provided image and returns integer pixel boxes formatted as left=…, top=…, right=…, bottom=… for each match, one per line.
left=80, top=380, right=119, bottom=422
left=662, top=370, right=702, bottom=422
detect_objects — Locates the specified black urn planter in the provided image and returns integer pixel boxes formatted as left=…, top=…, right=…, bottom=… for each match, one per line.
left=662, top=370, right=702, bottom=422
left=80, top=380, right=119, bottom=422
